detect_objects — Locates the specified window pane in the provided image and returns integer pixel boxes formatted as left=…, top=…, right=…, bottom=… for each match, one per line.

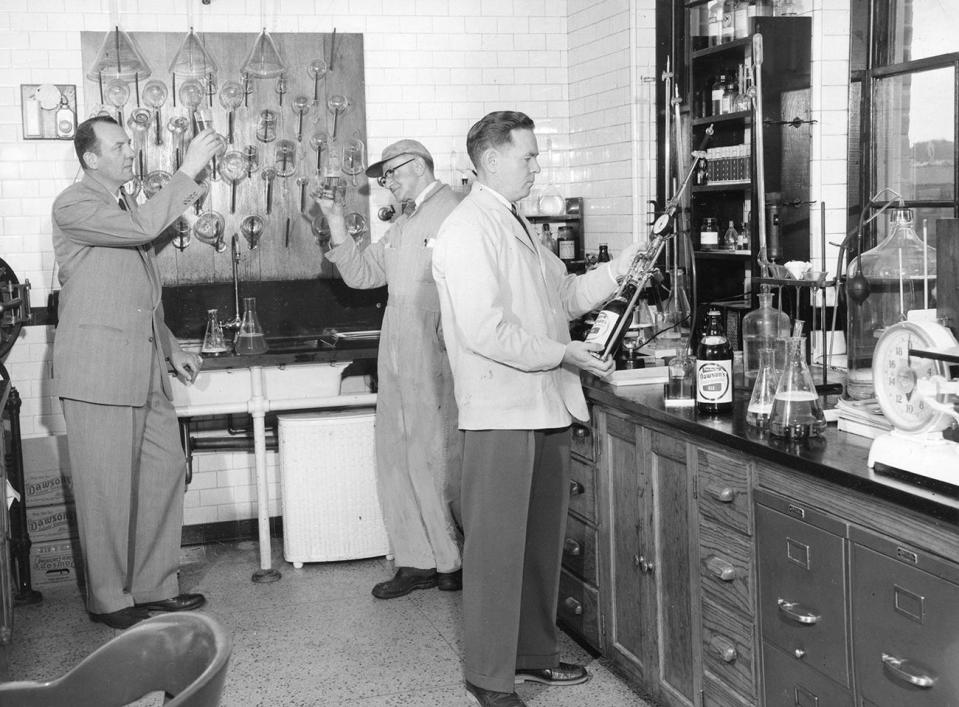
left=873, top=66, right=955, bottom=201
left=881, top=0, right=958, bottom=63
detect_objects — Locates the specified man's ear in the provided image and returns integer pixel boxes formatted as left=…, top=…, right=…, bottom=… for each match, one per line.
left=480, top=147, right=497, bottom=174
left=83, top=152, right=97, bottom=170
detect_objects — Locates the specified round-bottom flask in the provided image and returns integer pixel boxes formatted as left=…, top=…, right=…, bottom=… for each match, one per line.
left=768, top=336, right=826, bottom=440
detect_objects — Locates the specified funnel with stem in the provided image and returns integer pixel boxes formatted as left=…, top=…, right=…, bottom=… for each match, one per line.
left=241, top=28, right=287, bottom=79
left=169, top=27, right=218, bottom=86
left=86, top=26, right=152, bottom=82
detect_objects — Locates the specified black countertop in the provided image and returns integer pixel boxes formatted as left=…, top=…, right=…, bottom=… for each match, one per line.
left=194, top=337, right=378, bottom=371
left=583, top=376, right=959, bottom=526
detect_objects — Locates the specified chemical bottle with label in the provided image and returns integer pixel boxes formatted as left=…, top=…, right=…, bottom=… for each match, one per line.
left=696, top=308, right=734, bottom=414
left=596, top=243, right=610, bottom=263
left=557, top=226, right=576, bottom=262
left=584, top=279, right=637, bottom=361
left=541, top=223, right=557, bottom=254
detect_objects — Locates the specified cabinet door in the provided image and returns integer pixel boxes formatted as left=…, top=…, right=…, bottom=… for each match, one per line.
left=600, top=411, right=657, bottom=685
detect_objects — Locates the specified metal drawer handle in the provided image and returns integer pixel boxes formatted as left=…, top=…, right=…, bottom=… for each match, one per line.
left=569, top=480, right=585, bottom=496
left=563, top=538, right=581, bottom=557
left=708, top=634, right=738, bottom=663
left=706, top=485, right=736, bottom=503
left=777, top=598, right=820, bottom=625
left=572, top=424, right=591, bottom=440
left=705, top=555, right=737, bottom=582
left=563, top=596, right=583, bottom=616
left=881, top=653, right=937, bottom=689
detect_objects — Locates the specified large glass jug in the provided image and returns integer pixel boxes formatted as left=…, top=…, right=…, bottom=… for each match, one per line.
left=741, top=286, right=791, bottom=388
left=845, top=207, right=937, bottom=399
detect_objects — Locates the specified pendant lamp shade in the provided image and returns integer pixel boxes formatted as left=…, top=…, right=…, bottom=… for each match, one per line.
left=169, top=27, right=219, bottom=82
left=241, top=28, right=287, bottom=79
left=86, top=26, right=152, bottom=81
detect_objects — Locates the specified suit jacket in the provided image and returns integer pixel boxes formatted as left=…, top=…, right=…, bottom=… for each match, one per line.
left=432, top=182, right=619, bottom=429
left=52, top=171, right=203, bottom=406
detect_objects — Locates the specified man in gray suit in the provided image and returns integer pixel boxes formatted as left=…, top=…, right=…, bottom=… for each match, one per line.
left=52, top=115, right=220, bottom=629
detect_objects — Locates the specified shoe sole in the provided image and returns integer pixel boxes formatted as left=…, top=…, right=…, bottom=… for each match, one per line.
left=371, top=579, right=438, bottom=599
left=514, top=673, right=591, bottom=686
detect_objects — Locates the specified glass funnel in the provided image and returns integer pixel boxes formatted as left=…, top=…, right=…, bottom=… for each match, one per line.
left=845, top=206, right=937, bottom=399
left=169, top=27, right=218, bottom=84
left=201, top=308, right=230, bottom=356
left=241, top=28, right=287, bottom=79
left=746, top=347, right=778, bottom=430
left=86, top=26, right=152, bottom=82
left=768, top=335, right=826, bottom=440
left=234, top=297, right=269, bottom=355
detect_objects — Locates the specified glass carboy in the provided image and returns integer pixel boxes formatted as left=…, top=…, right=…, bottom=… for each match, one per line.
left=741, top=286, right=791, bottom=388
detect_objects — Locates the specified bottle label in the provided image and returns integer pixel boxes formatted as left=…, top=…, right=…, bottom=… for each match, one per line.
left=585, top=310, right=620, bottom=347
left=696, top=360, right=732, bottom=403
left=559, top=238, right=575, bottom=260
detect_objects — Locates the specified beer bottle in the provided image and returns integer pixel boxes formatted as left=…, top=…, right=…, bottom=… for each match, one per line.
left=584, top=280, right=638, bottom=360
left=696, top=308, right=733, bottom=413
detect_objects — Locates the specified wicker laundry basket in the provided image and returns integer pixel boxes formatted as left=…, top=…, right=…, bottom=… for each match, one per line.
left=278, top=409, right=389, bottom=567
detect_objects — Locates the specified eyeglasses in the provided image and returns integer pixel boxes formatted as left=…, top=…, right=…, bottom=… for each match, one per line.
left=376, top=157, right=415, bottom=187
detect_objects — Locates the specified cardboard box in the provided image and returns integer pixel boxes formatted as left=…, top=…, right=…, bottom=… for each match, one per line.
left=25, top=502, right=77, bottom=543
left=23, top=467, right=74, bottom=506
left=21, top=435, right=74, bottom=506
left=29, top=538, right=82, bottom=587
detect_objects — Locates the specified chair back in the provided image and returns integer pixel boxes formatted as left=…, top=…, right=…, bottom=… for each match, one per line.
left=0, top=611, right=232, bottom=707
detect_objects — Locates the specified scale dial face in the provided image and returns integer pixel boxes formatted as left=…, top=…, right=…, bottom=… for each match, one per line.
left=872, top=320, right=955, bottom=433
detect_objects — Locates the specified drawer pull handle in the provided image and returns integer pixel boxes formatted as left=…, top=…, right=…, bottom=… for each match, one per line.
left=707, top=486, right=736, bottom=503
left=881, top=653, right=937, bottom=689
left=708, top=635, right=738, bottom=663
left=572, top=424, right=591, bottom=440
left=569, top=480, right=585, bottom=496
left=563, top=597, right=583, bottom=616
left=777, top=599, right=820, bottom=625
left=563, top=538, right=581, bottom=557
left=639, top=555, right=655, bottom=574
left=705, top=555, right=737, bottom=581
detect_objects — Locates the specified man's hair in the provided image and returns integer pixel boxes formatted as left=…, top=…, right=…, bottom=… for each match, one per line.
left=74, top=115, right=119, bottom=170
left=466, top=111, right=535, bottom=168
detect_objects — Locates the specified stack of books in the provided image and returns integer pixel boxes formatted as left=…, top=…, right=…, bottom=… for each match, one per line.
left=835, top=398, right=892, bottom=439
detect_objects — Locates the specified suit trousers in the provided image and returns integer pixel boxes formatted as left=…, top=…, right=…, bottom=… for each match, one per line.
left=61, top=355, right=186, bottom=615
left=461, top=428, right=571, bottom=693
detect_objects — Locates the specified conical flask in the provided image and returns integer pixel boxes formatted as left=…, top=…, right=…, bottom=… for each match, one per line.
left=234, top=297, right=269, bottom=355
left=241, top=28, right=288, bottom=79
left=746, top=347, right=777, bottom=429
left=169, top=27, right=219, bottom=83
left=659, top=267, right=692, bottom=342
left=201, top=308, right=230, bottom=356
left=768, top=335, right=826, bottom=440
left=86, top=26, right=152, bottom=81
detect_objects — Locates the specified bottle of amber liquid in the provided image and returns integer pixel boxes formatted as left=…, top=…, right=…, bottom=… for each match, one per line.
left=696, top=308, right=734, bottom=414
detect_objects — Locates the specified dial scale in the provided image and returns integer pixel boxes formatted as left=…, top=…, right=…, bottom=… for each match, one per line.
left=867, top=312, right=959, bottom=486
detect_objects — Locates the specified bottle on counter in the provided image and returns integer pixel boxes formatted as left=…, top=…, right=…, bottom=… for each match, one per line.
left=696, top=308, right=734, bottom=414
left=664, top=342, right=696, bottom=407
left=741, top=286, right=791, bottom=387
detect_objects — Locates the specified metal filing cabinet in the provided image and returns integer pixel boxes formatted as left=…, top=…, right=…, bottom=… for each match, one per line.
left=755, top=489, right=852, bottom=705
left=557, top=417, right=602, bottom=650
left=850, top=527, right=959, bottom=706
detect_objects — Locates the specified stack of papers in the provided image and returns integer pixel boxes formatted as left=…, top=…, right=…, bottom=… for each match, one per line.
left=608, top=363, right=668, bottom=387
left=835, top=398, right=892, bottom=439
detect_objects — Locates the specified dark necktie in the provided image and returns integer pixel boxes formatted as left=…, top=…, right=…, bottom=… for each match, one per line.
left=510, top=205, right=534, bottom=246
left=117, top=191, right=128, bottom=211
left=402, top=200, right=416, bottom=216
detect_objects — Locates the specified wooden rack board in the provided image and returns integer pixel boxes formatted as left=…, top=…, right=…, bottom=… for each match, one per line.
left=80, top=31, right=368, bottom=285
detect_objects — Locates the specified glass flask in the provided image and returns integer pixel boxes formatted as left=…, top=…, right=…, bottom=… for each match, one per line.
left=659, top=267, right=692, bottom=343
left=201, top=308, right=230, bottom=356
left=746, top=347, right=778, bottom=429
left=234, top=297, right=269, bottom=355
left=845, top=206, right=937, bottom=400
left=664, top=344, right=696, bottom=407
left=768, top=336, right=826, bottom=440
left=741, top=286, right=791, bottom=388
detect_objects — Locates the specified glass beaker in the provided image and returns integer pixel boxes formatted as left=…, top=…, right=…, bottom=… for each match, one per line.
left=201, top=308, right=230, bottom=356
left=746, top=347, right=778, bottom=429
left=234, top=297, right=269, bottom=355
left=768, top=336, right=826, bottom=440
left=664, top=344, right=696, bottom=407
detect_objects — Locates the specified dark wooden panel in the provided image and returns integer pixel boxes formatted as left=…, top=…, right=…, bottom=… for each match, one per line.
left=937, top=218, right=958, bottom=339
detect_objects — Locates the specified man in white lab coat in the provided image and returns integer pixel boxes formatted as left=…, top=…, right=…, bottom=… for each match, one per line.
left=319, top=140, right=464, bottom=599
left=432, top=111, right=638, bottom=706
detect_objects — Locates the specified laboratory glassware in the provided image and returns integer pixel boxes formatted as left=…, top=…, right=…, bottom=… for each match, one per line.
left=234, top=297, right=269, bottom=355
left=201, top=309, right=230, bottom=356
left=746, top=347, right=778, bottom=429
left=768, top=335, right=827, bottom=440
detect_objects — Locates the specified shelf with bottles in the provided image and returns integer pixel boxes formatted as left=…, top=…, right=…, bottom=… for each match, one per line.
left=525, top=197, right=586, bottom=273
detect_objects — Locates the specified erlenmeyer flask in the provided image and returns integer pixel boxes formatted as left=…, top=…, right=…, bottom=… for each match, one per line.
left=746, top=347, right=778, bottom=429
left=768, top=336, right=826, bottom=440
left=660, top=267, right=692, bottom=342
left=234, top=297, right=269, bottom=355
left=201, top=308, right=230, bottom=356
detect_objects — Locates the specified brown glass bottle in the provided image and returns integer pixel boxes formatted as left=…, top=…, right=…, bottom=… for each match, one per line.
left=696, top=308, right=733, bottom=414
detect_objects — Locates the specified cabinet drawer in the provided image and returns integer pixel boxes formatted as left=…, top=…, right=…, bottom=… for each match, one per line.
left=568, top=456, right=596, bottom=524
left=699, top=517, right=754, bottom=618
left=702, top=597, right=756, bottom=700
left=561, top=513, right=598, bottom=586
left=851, top=542, right=959, bottom=707
left=570, top=420, right=594, bottom=461
left=756, top=502, right=850, bottom=687
left=557, top=568, right=600, bottom=650
left=702, top=674, right=754, bottom=707
left=762, top=641, right=853, bottom=707
left=697, top=448, right=751, bottom=534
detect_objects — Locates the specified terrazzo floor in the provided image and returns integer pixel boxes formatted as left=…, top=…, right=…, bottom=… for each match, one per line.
left=1, top=540, right=654, bottom=706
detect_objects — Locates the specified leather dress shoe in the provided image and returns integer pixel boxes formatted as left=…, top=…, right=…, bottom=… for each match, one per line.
left=465, top=680, right=527, bottom=706
left=437, top=568, right=462, bottom=592
left=514, top=662, right=591, bottom=686
left=371, top=567, right=438, bottom=599
left=135, top=593, right=206, bottom=612
left=89, top=606, right=150, bottom=629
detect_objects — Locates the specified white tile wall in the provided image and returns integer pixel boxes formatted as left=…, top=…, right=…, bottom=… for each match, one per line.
left=1, top=0, right=850, bottom=526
